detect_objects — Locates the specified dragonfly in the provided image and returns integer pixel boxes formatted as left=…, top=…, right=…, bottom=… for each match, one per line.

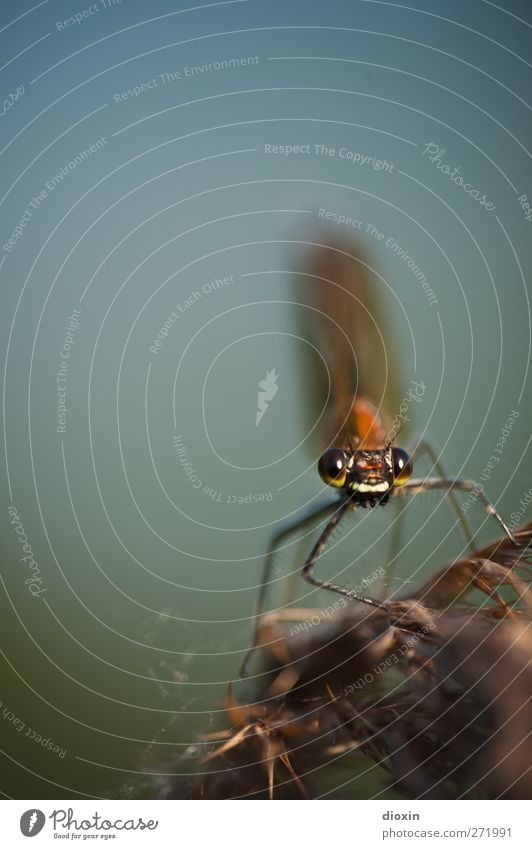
left=240, top=239, right=519, bottom=675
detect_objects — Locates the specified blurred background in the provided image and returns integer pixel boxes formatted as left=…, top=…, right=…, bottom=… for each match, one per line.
left=1, top=0, right=531, bottom=798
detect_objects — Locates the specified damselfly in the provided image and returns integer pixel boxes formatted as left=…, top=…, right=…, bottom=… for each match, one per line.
left=241, top=239, right=519, bottom=675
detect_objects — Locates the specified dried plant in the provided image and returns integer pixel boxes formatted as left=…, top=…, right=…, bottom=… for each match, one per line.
left=159, top=523, right=532, bottom=799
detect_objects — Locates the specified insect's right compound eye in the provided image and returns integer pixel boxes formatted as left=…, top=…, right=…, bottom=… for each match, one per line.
left=318, top=448, right=347, bottom=488
left=392, top=447, right=413, bottom=486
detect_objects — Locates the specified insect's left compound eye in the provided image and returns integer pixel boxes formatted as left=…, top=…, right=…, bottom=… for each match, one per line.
left=318, top=448, right=347, bottom=488
left=392, top=447, right=413, bottom=486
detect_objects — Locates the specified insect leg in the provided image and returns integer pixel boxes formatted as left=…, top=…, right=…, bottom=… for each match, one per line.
left=401, top=477, right=520, bottom=546
left=411, top=438, right=476, bottom=551
left=302, top=499, right=388, bottom=608
left=239, top=497, right=341, bottom=677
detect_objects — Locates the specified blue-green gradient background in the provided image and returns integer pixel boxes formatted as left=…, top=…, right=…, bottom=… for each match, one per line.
left=1, top=0, right=531, bottom=798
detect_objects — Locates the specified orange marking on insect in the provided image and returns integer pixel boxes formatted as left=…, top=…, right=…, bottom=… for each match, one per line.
left=350, top=398, right=387, bottom=449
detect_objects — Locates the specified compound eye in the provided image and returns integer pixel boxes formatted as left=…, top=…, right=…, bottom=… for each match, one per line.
left=392, top=447, right=413, bottom=486
left=318, top=448, right=347, bottom=488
